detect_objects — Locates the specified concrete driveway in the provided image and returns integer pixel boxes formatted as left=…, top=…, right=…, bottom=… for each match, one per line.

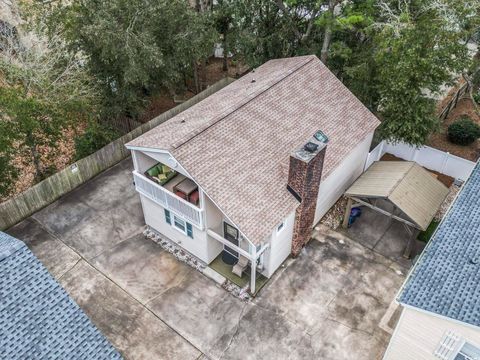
left=8, top=158, right=405, bottom=360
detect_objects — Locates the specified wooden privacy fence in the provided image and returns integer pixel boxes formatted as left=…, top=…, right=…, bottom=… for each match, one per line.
left=0, top=78, right=234, bottom=231
left=105, top=117, right=142, bottom=134
left=365, top=141, right=476, bottom=181
left=439, top=82, right=470, bottom=121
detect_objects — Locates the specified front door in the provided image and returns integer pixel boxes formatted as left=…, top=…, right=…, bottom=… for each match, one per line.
left=222, top=222, right=239, bottom=265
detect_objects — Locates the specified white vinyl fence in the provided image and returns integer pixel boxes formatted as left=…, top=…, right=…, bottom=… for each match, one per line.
left=365, top=141, right=476, bottom=181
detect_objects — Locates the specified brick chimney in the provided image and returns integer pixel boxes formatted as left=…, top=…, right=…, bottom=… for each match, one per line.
left=287, top=135, right=327, bottom=257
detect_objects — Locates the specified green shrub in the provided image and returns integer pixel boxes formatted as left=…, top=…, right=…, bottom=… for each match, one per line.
left=417, top=220, right=439, bottom=243
left=74, top=121, right=119, bottom=160
left=473, top=91, right=480, bottom=105
left=447, top=117, right=480, bottom=145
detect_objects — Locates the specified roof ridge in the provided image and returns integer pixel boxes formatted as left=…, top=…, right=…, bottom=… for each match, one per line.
left=387, top=161, right=415, bottom=197
left=172, top=56, right=316, bottom=150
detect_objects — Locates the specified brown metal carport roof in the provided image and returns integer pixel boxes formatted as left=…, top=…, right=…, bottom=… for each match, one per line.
left=345, top=161, right=449, bottom=231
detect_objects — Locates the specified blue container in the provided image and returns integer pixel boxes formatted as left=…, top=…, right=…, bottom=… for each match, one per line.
left=348, top=207, right=362, bottom=227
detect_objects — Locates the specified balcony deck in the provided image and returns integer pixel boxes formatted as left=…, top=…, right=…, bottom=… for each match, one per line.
left=133, top=170, right=204, bottom=229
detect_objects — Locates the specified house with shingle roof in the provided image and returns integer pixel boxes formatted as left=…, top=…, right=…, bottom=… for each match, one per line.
left=126, top=55, right=380, bottom=293
left=384, top=161, right=480, bottom=360
left=0, top=232, right=121, bottom=359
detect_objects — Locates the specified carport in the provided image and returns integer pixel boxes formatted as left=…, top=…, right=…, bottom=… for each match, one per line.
left=342, top=161, right=449, bottom=258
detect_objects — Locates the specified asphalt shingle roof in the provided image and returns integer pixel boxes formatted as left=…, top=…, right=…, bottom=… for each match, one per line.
left=0, top=232, right=122, bottom=359
left=399, top=161, right=480, bottom=327
left=127, top=55, right=380, bottom=244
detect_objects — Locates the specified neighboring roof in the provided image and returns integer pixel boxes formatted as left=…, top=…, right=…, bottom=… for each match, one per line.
left=399, top=161, right=480, bottom=327
left=345, top=161, right=449, bottom=230
left=0, top=232, right=122, bottom=360
left=127, top=55, right=380, bottom=244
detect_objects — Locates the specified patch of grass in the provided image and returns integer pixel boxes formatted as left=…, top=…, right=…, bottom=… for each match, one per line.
left=417, top=220, right=440, bottom=243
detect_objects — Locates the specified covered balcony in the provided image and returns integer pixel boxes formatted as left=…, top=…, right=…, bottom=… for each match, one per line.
left=133, top=161, right=204, bottom=229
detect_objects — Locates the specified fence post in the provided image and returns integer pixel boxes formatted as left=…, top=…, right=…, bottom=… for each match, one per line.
left=377, top=141, right=385, bottom=161
left=441, top=152, right=449, bottom=174
left=412, top=147, right=420, bottom=162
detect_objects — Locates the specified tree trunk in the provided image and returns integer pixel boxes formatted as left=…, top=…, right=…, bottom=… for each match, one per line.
left=463, top=72, right=480, bottom=116
left=201, top=58, right=207, bottom=91
left=320, top=0, right=336, bottom=64
left=193, top=61, right=200, bottom=94
left=29, top=140, right=42, bottom=181
left=320, top=26, right=332, bottom=64
left=222, top=35, right=228, bottom=72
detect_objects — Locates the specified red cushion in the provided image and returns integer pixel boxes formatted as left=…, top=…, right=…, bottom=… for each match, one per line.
left=175, top=191, right=187, bottom=200
left=189, top=190, right=199, bottom=205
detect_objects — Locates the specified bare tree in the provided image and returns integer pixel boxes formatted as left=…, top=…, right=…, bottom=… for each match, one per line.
left=275, top=0, right=322, bottom=45
left=0, top=23, right=97, bottom=179
left=320, top=0, right=341, bottom=63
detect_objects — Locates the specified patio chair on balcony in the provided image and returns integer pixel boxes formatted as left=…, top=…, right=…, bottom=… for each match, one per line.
left=232, top=255, right=249, bottom=277
left=145, top=163, right=177, bottom=186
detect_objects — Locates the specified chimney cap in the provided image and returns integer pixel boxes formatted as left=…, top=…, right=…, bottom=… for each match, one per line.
left=314, top=130, right=329, bottom=143
left=304, top=142, right=318, bottom=153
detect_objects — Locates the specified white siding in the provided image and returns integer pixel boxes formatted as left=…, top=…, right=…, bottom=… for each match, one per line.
left=384, top=307, right=480, bottom=360
left=140, top=195, right=222, bottom=263
left=133, top=149, right=190, bottom=177
left=263, top=211, right=295, bottom=278
left=132, top=150, right=157, bottom=173
left=314, top=132, right=374, bottom=224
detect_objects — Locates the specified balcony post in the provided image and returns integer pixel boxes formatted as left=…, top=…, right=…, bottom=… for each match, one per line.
left=250, top=245, right=257, bottom=294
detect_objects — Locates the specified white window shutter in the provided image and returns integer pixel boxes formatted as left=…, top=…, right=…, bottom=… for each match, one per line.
left=434, top=331, right=462, bottom=360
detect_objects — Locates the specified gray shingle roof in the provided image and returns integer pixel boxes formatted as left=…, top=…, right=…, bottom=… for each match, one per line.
left=399, top=161, right=480, bottom=327
left=0, top=232, right=122, bottom=359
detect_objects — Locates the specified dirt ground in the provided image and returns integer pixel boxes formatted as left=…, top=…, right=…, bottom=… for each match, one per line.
left=428, top=82, right=480, bottom=162
left=134, top=58, right=248, bottom=125
left=1, top=123, right=87, bottom=203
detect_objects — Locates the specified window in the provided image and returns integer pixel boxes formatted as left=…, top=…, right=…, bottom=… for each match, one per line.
left=435, top=331, right=480, bottom=360
left=455, top=342, right=480, bottom=360
left=186, top=223, right=193, bottom=238
left=277, top=222, right=284, bottom=233
left=174, top=215, right=186, bottom=232
left=164, top=209, right=171, bottom=225
left=170, top=213, right=193, bottom=238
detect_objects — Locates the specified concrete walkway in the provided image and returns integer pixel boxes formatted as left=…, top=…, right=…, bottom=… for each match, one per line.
left=8, top=158, right=406, bottom=360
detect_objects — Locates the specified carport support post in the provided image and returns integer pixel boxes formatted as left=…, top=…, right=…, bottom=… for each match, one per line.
left=342, top=198, right=353, bottom=229
left=403, top=227, right=419, bottom=259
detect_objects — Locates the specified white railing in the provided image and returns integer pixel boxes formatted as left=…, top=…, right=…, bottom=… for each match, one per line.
left=364, top=141, right=476, bottom=181
left=133, top=171, right=204, bottom=229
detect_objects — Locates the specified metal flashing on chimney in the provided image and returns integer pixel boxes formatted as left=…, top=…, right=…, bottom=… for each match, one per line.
left=293, top=135, right=327, bottom=163
left=287, top=185, right=302, bottom=203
